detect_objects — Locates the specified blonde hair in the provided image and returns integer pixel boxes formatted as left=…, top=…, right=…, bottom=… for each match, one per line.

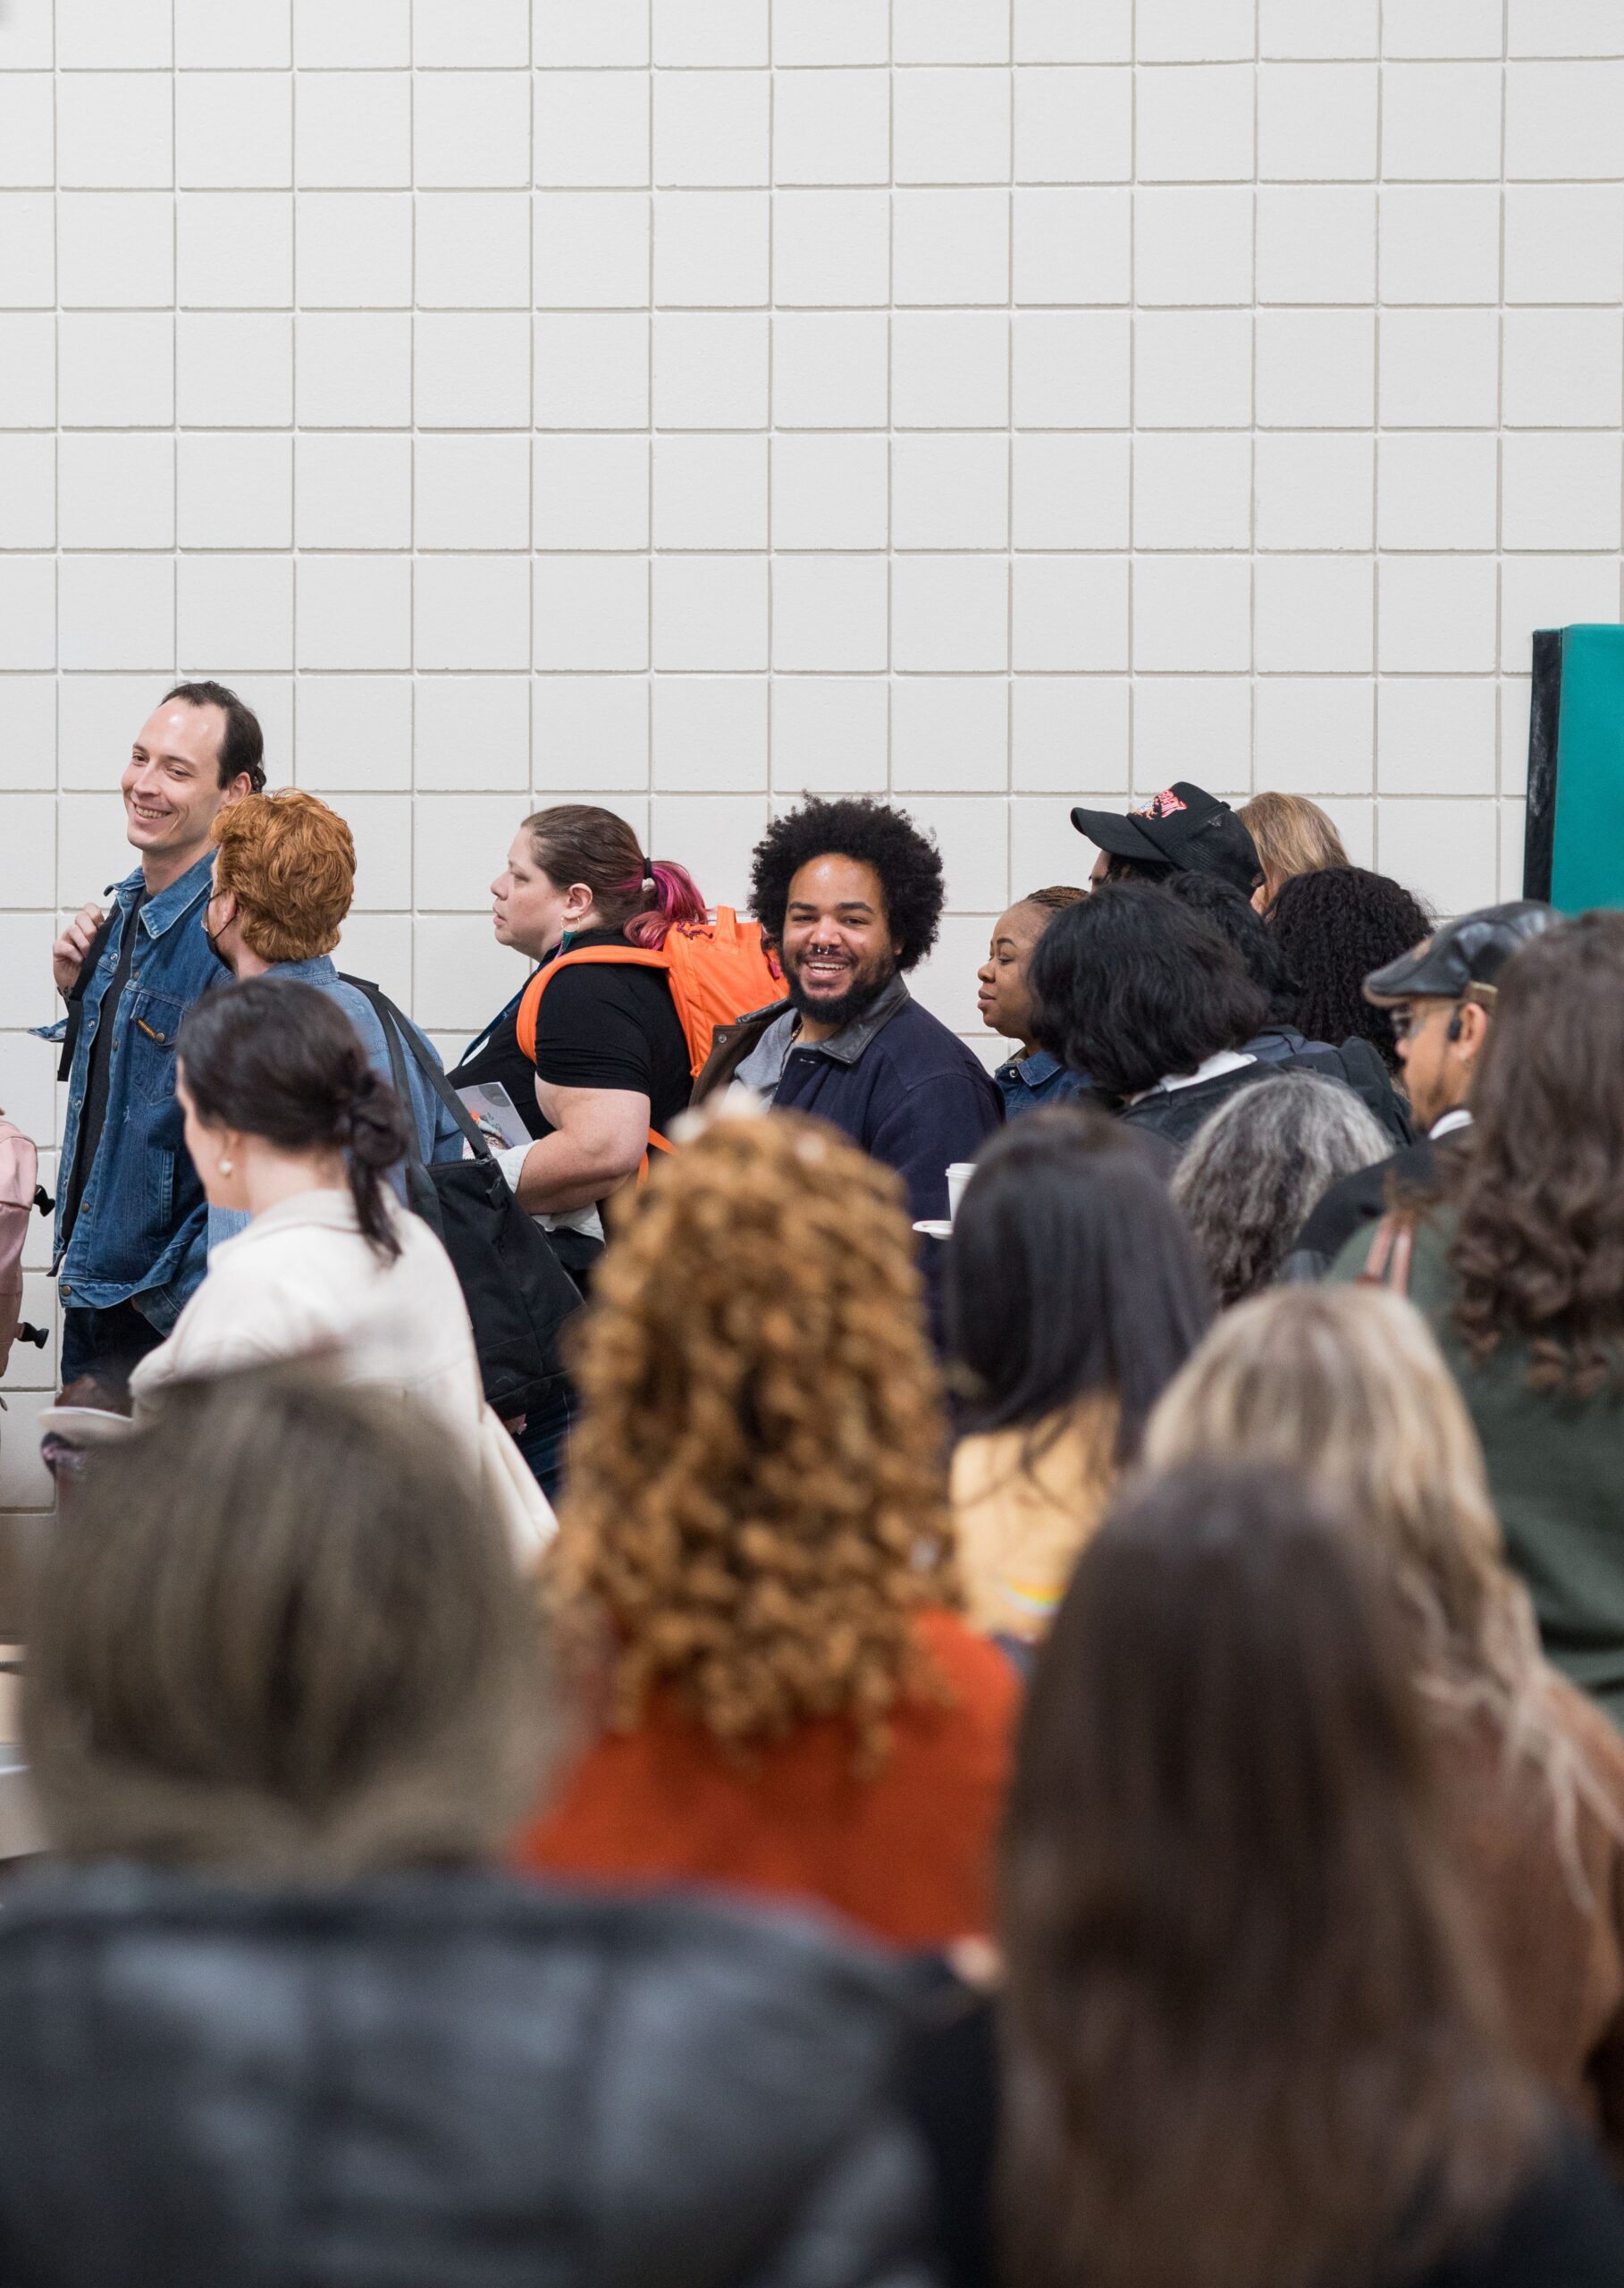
left=551, top=1108, right=956, bottom=1773
left=1238, top=791, right=1350, bottom=904
left=1144, top=1285, right=1613, bottom=1884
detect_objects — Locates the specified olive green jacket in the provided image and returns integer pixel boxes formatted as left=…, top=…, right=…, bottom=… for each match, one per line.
left=1331, top=1210, right=1624, bottom=1735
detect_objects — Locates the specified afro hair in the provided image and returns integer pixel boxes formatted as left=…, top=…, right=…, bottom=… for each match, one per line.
left=749, top=797, right=946, bottom=972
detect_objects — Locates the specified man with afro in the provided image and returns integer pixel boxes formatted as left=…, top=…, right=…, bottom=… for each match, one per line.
left=693, top=797, right=1001, bottom=1228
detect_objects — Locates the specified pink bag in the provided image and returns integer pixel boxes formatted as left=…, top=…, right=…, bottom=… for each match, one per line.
left=0, top=1114, right=49, bottom=1383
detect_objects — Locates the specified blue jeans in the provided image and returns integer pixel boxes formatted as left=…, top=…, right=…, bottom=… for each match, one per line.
left=513, top=1377, right=573, bottom=1506
left=60, top=1300, right=164, bottom=1395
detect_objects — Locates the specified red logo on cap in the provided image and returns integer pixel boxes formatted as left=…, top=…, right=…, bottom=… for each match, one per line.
left=1134, top=788, right=1188, bottom=820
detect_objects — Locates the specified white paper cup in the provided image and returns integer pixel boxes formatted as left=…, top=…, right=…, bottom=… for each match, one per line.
left=947, top=1162, right=977, bottom=1224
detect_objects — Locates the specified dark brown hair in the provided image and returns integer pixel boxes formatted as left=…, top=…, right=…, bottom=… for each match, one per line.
left=164, top=678, right=266, bottom=794
left=1447, top=912, right=1624, bottom=1395
left=523, top=803, right=705, bottom=948
left=1001, top=1464, right=1539, bottom=2288
left=22, top=1372, right=550, bottom=1876
left=178, top=977, right=407, bottom=1259
left=1020, top=884, right=1086, bottom=915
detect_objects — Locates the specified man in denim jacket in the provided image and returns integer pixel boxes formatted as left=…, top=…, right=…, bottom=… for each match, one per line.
left=45, top=682, right=263, bottom=1389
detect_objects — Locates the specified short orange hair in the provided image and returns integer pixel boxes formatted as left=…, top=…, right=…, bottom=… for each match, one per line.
left=211, top=791, right=356, bottom=963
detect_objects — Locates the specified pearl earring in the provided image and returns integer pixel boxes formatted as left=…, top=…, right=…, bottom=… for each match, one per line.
left=218, top=1156, right=234, bottom=1176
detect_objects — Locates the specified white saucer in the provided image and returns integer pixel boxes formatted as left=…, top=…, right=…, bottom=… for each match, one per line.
left=912, top=1219, right=954, bottom=1241
left=38, top=1406, right=137, bottom=1446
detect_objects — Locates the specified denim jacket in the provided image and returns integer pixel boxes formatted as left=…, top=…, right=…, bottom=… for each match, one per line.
left=42, top=855, right=224, bottom=1333
left=993, top=1047, right=1092, bottom=1118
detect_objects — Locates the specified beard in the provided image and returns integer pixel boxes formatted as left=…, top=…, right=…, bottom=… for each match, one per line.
left=785, top=948, right=898, bottom=1033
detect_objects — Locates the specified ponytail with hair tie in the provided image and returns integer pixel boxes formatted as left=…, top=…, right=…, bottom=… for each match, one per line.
left=335, top=1062, right=409, bottom=1259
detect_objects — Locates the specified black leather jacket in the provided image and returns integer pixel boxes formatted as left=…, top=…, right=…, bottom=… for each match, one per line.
left=0, top=1863, right=940, bottom=2288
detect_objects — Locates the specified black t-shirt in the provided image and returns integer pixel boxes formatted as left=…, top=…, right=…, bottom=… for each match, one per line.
left=449, top=930, right=692, bottom=1146
left=62, top=892, right=146, bottom=1246
left=530, top=929, right=692, bottom=1140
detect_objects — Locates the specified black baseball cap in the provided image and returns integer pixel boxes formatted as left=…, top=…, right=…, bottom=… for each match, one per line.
left=1070, top=782, right=1263, bottom=898
left=1362, top=899, right=1558, bottom=1007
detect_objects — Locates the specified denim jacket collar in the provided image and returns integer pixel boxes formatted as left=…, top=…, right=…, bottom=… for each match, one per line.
left=1003, top=1047, right=1061, bottom=1086
left=114, top=852, right=217, bottom=937
left=263, top=954, right=340, bottom=987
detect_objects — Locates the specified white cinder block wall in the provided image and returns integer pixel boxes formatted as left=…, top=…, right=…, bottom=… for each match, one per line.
left=4, top=0, right=1624, bottom=1498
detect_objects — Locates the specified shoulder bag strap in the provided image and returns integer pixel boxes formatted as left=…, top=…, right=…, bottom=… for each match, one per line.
left=338, top=973, right=493, bottom=1165
left=516, top=943, right=671, bottom=1062
left=57, top=907, right=121, bottom=1082
left=1357, top=1209, right=1416, bottom=1299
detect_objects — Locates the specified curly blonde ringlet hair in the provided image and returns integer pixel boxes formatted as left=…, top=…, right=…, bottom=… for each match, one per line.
left=552, top=1107, right=956, bottom=1773
left=1143, top=1284, right=1618, bottom=1888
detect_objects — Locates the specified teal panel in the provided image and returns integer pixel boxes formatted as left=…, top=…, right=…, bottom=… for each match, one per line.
left=1552, top=624, right=1624, bottom=914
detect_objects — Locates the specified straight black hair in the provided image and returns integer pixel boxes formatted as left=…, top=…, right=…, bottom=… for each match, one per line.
left=1028, top=885, right=1269, bottom=1098
left=177, top=978, right=408, bottom=1259
left=947, top=1108, right=1212, bottom=1459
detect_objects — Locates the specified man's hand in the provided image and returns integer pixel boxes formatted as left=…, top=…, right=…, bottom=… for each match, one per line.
left=53, top=902, right=105, bottom=998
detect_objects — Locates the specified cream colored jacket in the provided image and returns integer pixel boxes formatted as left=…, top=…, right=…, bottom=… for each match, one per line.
left=130, top=1189, right=553, bottom=1560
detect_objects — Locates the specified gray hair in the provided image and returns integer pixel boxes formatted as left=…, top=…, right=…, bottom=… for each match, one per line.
left=1172, top=1073, right=1392, bottom=1308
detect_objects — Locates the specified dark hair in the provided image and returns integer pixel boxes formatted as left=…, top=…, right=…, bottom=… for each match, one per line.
left=522, top=803, right=705, bottom=949
left=1028, top=885, right=1268, bottom=1098
left=1001, top=1464, right=1539, bottom=2288
left=1446, top=912, right=1624, bottom=1395
left=1266, top=866, right=1431, bottom=1074
left=23, top=1371, right=550, bottom=1875
left=1163, top=870, right=1298, bottom=1026
left=177, top=978, right=408, bottom=1259
left=1100, top=850, right=1174, bottom=887
left=749, top=796, right=944, bottom=970
left=164, top=678, right=266, bottom=795
left=1020, top=883, right=1087, bottom=915
left=948, top=1108, right=1211, bottom=1459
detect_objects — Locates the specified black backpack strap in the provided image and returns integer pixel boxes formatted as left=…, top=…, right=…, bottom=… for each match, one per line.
left=57, top=907, right=121, bottom=1082
left=338, top=973, right=493, bottom=1164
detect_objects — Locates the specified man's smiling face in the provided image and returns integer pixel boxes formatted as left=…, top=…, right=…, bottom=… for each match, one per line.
left=778, top=854, right=903, bottom=1034
left=121, top=699, right=240, bottom=869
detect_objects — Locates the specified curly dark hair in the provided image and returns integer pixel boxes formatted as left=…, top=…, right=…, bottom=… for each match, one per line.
left=1444, top=913, right=1624, bottom=1396
left=748, top=797, right=945, bottom=970
left=1266, top=866, right=1431, bottom=1073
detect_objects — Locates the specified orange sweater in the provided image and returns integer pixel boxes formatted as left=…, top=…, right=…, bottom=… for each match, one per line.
left=514, top=1610, right=1018, bottom=1948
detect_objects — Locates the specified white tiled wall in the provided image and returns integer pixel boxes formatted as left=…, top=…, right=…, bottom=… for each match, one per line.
left=4, top=0, right=1624, bottom=1483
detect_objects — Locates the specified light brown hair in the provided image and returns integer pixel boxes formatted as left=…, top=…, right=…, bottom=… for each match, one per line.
left=1144, top=1285, right=1616, bottom=1880
left=551, top=1106, right=955, bottom=1772
left=212, top=788, right=355, bottom=963
left=1001, top=1463, right=1539, bottom=2288
left=1238, top=789, right=1350, bottom=903
left=23, top=1372, right=550, bottom=1877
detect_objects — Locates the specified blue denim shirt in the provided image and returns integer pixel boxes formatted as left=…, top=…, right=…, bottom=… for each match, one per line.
left=207, top=956, right=466, bottom=1252
left=44, top=854, right=224, bottom=1332
left=994, top=1047, right=1091, bottom=1118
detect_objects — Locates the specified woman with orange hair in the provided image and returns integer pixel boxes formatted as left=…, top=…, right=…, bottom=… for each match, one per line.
left=512, top=1106, right=1017, bottom=1947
